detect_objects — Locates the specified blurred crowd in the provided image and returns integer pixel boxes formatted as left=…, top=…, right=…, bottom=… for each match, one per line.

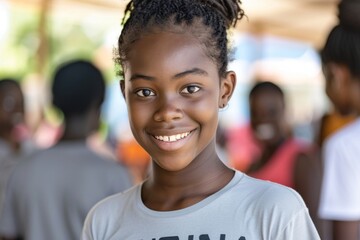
left=0, top=0, right=359, bottom=240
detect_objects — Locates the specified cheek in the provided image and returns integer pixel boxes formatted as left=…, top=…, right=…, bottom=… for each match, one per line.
left=350, top=82, right=360, bottom=107
left=126, top=99, right=151, bottom=140
left=186, top=95, right=219, bottom=128
left=127, top=101, right=150, bottom=126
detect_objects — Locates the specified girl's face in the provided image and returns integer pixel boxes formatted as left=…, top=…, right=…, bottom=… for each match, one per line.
left=323, top=63, right=353, bottom=115
left=122, top=31, right=234, bottom=172
left=350, top=78, right=360, bottom=115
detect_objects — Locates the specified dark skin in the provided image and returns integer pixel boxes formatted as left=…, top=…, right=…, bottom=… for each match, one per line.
left=333, top=221, right=359, bottom=240
left=329, top=75, right=360, bottom=240
left=323, top=63, right=354, bottom=116
left=142, top=143, right=233, bottom=210
left=316, top=63, right=356, bottom=147
left=121, top=30, right=236, bottom=211
left=294, top=149, right=328, bottom=239
left=318, top=64, right=360, bottom=240
left=0, top=85, right=25, bottom=152
left=247, top=87, right=329, bottom=236
left=297, top=63, right=360, bottom=239
left=247, top=90, right=287, bottom=173
left=61, top=107, right=100, bottom=141
left=0, top=85, right=25, bottom=240
left=246, top=139, right=284, bottom=173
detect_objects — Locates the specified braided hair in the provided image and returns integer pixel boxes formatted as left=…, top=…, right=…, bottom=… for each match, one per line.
left=116, top=0, right=244, bottom=78
left=321, top=0, right=360, bottom=79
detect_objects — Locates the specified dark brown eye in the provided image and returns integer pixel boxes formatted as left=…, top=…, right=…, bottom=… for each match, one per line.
left=135, top=89, right=155, bottom=97
left=181, top=85, right=200, bottom=94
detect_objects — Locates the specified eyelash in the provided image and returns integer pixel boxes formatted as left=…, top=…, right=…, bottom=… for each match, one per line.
left=181, top=85, right=200, bottom=94
left=135, top=89, right=155, bottom=97
left=135, top=85, right=201, bottom=97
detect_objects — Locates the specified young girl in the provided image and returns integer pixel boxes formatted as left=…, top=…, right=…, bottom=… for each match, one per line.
left=318, top=1, right=360, bottom=239
left=82, top=0, right=320, bottom=239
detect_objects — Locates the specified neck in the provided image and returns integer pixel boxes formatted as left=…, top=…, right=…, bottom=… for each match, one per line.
left=265, top=135, right=285, bottom=150
left=0, top=129, right=11, bottom=142
left=0, top=128, right=21, bottom=152
left=60, top=112, right=97, bottom=141
left=257, top=136, right=286, bottom=164
left=142, top=141, right=234, bottom=210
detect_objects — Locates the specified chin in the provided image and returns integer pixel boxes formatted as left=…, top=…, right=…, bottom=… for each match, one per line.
left=154, top=156, right=193, bottom=172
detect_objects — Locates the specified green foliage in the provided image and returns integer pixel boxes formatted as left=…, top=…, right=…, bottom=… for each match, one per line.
left=0, top=6, right=116, bottom=82
left=0, top=5, right=122, bottom=136
left=0, top=8, right=38, bottom=79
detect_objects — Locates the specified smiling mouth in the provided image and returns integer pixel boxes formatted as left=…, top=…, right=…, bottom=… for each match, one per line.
left=154, top=131, right=191, bottom=142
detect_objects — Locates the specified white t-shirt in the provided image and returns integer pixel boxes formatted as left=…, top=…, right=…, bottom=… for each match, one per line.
left=319, top=118, right=360, bottom=220
left=83, top=171, right=320, bottom=240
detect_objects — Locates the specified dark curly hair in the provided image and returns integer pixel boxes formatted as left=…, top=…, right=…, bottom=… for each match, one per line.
left=0, top=78, right=22, bottom=94
left=321, top=0, right=360, bottom=79
left=116, top=0, right=245, bottom=78
left=52, top=60, right=105, bottom=117
left=249, top=81, right=284, bottom=100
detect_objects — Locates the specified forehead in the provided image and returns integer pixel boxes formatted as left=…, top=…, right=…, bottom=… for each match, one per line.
left=250, top=91, right=284, bottom=107
left=0, top=85, right=21, bottom=98
left=124, top=31, right=217, bottom=77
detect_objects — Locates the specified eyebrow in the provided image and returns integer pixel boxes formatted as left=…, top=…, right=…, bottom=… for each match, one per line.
left=129, top=74, right=155, bottom=81
left=129, top=68, right=208, bottom=82
left=173, top=68, right=209, bottom=79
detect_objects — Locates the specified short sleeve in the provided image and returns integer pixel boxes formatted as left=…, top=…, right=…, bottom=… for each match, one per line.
left=81, top=198, right=111, bottom=240
left=81, top=211, right=95, bottom=240
left=319, top=135, right=360, bottom=220
left=279, top=208, right=320, bottom=239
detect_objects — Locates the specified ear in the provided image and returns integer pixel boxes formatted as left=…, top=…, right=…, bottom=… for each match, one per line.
left=218, top=71, right=236, bottom=108
left=120, top=80, right=126, bottom=100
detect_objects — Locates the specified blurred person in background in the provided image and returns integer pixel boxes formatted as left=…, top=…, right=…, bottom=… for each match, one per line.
left=101, top=79, right=151, bottom=184
left=0, top=60, right=133, bottom=240
left=0, top=78, right=33, bottom=214
left=310, top=1, right=357, bottom=236
left=318, top=1, right=360, bottom=239
left=231, top=80, right=324, bottom=235
left=244, top=81, right=312, bottom=189
left=317, top=111, right=355, bottom=149
left=316, top=40, right=356, bottom=148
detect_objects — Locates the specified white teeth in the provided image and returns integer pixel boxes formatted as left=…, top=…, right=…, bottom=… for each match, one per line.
left=155, top=131, right=190, bottom=142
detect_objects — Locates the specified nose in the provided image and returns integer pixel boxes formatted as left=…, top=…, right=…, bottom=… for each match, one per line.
left=153, top=96, right=183, bottom=122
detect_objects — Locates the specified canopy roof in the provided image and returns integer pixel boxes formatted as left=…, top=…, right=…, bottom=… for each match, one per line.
left=12, top=0, right=339, bottom=47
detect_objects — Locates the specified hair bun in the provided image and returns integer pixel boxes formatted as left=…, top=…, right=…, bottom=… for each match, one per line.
left=202, top=0, right=245, bottom=28
left=338, top=0, right=360, bottom=32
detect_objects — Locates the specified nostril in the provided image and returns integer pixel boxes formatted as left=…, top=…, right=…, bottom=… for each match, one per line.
left=153, top=105, right=183, bottom=122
